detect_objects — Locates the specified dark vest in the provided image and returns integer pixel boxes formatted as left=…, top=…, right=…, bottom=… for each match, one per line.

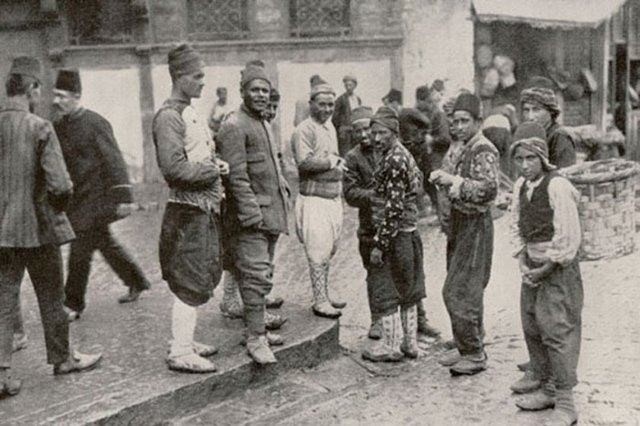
left=518, top=173, right=556, bottom=243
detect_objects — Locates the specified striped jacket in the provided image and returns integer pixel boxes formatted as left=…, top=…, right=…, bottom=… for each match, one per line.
left=0, top=98, right=74, bottom=247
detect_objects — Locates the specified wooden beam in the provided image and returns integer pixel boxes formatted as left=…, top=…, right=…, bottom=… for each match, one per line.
left=591, top=21, right=609, bottom=130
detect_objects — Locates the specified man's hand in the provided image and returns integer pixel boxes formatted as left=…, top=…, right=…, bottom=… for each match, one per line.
left=335, top=157, right=349, bottom=172
left=370, top=247, right=384, bottom=266
left=429, top=170, right=455, bottom=187
left=525, top=261, right=555, bottom=285
left=216, top=158, right=230, bottom=176
left=115, top=203, right=135, bottom=219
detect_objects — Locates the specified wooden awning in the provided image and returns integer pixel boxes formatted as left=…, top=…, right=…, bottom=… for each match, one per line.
left=472, top=0, right=627, bottom=29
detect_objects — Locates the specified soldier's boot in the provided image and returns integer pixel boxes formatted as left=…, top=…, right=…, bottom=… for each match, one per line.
left=417, top=300, right=441, bottom=338
left=310, top=261, right=341, bottom=319
left=516, top=388, right=556, bottom=411
left=323, top=261, right=346, bottom=309
left=545, top=389, right=578, bottom=426
left=400, top=304, right=419, bottom=359
left=219, top=272, right=243, bottom=319
left=362, top=310, right=403, bottom=362
left=510, top=369, right=542, bottom=394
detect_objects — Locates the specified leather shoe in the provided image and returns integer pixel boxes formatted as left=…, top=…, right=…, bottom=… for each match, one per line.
left=246, top=335, right=277, bottom=364
left=312, top=302, right=342, bottom=319
left=167, top=353, right=217, bottom=373
left=54, top=351, right=102, bottom=375
left=117, top=287, right=147, bottom=304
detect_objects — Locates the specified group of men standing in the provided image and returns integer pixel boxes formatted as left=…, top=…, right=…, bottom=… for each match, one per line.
left=1, top=43, right=585, bottom=425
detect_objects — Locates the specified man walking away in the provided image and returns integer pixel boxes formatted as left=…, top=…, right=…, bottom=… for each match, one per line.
left=52, top=69, right=150, bottom=321
left=0, top=57, right=102, bottom=396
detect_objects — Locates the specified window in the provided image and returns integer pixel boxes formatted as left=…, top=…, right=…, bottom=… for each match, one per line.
left=289, top=0, right=351, bottom=38
left=67, top=0, right=135, bottom=45
left=188, top=0, right=249, bottom=40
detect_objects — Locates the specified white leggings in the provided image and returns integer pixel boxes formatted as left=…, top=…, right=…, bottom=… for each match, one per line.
left=170, top=296, right=197, bottom=357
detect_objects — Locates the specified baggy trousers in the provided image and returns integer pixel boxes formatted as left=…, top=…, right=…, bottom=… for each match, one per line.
left=159, top=203, right=222, bottom=307
left=227, top=229, right=278, bottom=336
left=443, top=209, right=493, bottom=356
left=359, top=231, right=426, bottom=318
left=0, top=246, right=69, bottom=367
left=521, top=257, right=583, bottom=390
left=65, top=225, right=149, bottom=312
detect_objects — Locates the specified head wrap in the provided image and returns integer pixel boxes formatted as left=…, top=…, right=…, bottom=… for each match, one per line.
left=350, top=106, right=373, bottom=125
left=310, top=74, right=327, bottom=86
left=310, top=83, right=335, bottom=100
left=415, top=85, right=430, bottom=101
left=55, top=69, right=82, bottom=94
left=382, top=88, right=402, bottom=104
left=168, top=44, right=204, bottom=80
left=452, top=92, right=481, bottom=119
left=343, top=74, right=357, bottom=84
left=511, top=122, right=556, bottom=171
left=269, top=87, right=280, bottom=102
left=9, top=56, right=42, bottom=80
left=519, top=87, right=560, bottom=119
left=399, top=108, right=430, bottom=132
left=241, top=65, right=271, bottom=88
left=482, top=114, right=510, bottom=132
left=371, top=106, right=399, bottom=133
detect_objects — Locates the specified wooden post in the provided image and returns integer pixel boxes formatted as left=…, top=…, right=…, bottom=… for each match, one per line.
left=136, top=47, right=162, bottom=183
left=591, top=21, right=610, bottom=130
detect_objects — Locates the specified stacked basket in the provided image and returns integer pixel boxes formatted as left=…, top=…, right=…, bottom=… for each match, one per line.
left=561, top=159, right=640, bottom=261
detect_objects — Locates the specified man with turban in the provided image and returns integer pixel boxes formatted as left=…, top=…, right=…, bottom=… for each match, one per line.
left=333, top=74, right=362, bottom=156
left=430, top=93, right=498, bottom=376
left=291, top=82, right=346, bottom=319
left=361, top=106, right=426, bottom=362
left=519, top=83, right=576, bottom=169
left=217, top=62, right=290, bottom=364
left=343, top=106, right=383, bottom=339
left=509, top=122, right=583, bottom=426
left=52, top=68, right=151, bottom=322
left=1, top=57, right=102, bottom=395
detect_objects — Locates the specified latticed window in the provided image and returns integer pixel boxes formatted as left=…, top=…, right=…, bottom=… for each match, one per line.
left=290, top=0, right=351, bottom=38
left=67, top=0, right=135, bottom=45
left=188, top=0, right=249, bottom=40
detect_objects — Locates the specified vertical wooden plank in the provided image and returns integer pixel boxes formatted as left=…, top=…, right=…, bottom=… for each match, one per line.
left=591, top=21, right=609, bottom=130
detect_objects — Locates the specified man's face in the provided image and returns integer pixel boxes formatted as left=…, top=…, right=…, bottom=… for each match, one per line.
left=52, top=89, right=80, bottom=117
left=451, top=110, right=480, bottom=143
left=309, top=93, right=335, bottom=123
left=371, top=123, right=395, bottom=152
left=400, top=123, right=427, bottom=151
left=263, top=99, right=279, bottom=122
left=242, top=79, right=270, bottom=113
left=513, top=146, right=544, bottom=181
left=344, top=80, right=357, bottom=94
left=177, top=70, right=205, bottom=99
left=522, top=102, right=552, bottom=127
left=430, top=90, right=444, bottom=105
left=352, top=120, right=371, bottom=149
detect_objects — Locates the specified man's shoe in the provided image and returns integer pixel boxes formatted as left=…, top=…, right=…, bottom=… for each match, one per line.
left=12, top=333, right=28, bottom=353
left=220, top=301, right=243, bottom=319
left=312, top=302, right=342, bottom=319
left=265, top=311, right=287, bottom=330
left=368, top=320, right=383, bottom=340
left=449, top=353, right=487, bottom=376
left=510, top=369, right=541, bottom=394
left=517, top=361, right=530, bottom=372
left=117, top=287, right=146, bottom=304
left=167, top=353, right=217, bottom=373
left=63, top=306, right=80, bottom=322
left=362, top=341, right=403, bottom=363
left=0, top=370, right=21, bottom=397
left=417, top=318, right=441, bottom=338
left=54, top=351, right=102, bottom=375
left=246, top=335, right=277, bottom=364
left=437, top=349, right=461, bottom=366
left=265, top=296, right=284, bottom=309
left=192, top=341, right=218, bottom=357
left=330, top=299, right=347, bottom=309
left=515, top=389, right=555, bottom=411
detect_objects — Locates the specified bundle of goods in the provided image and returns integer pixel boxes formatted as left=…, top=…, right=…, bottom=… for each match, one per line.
left=561, top=159, right=640, bottom=260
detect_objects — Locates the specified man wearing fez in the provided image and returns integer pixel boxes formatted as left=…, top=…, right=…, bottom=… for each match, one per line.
left=397, top=108, right=441, bottom=339
left=510, top=122, right=583, bottom=425
left=430, top=93, right=498, bottom=376
left=0, top=57, right=102, bottom=395
left=332, top=74, right=362, bottom=157
left=52, top=69, right=150, bottom=321
left=153, top=44, right=227, bottom=372
left=382, top=89, right=403, bottom=113
left=519, top=79, right=576, bottom=169
left=343, top=106, right=383, bottom=339
left=294, top=74, right=327, bottom=127
left=217, top=64, right=290, bottom=364
left=291, top=82, right=347, bottom=319
left=362, top=106, right=426, bottom=361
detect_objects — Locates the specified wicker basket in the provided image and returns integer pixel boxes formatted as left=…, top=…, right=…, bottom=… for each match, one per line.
left=561, top=159, right=640, bottom=261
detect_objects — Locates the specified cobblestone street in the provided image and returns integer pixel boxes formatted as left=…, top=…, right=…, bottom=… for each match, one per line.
left=13, top=200, right=639, bottom=425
